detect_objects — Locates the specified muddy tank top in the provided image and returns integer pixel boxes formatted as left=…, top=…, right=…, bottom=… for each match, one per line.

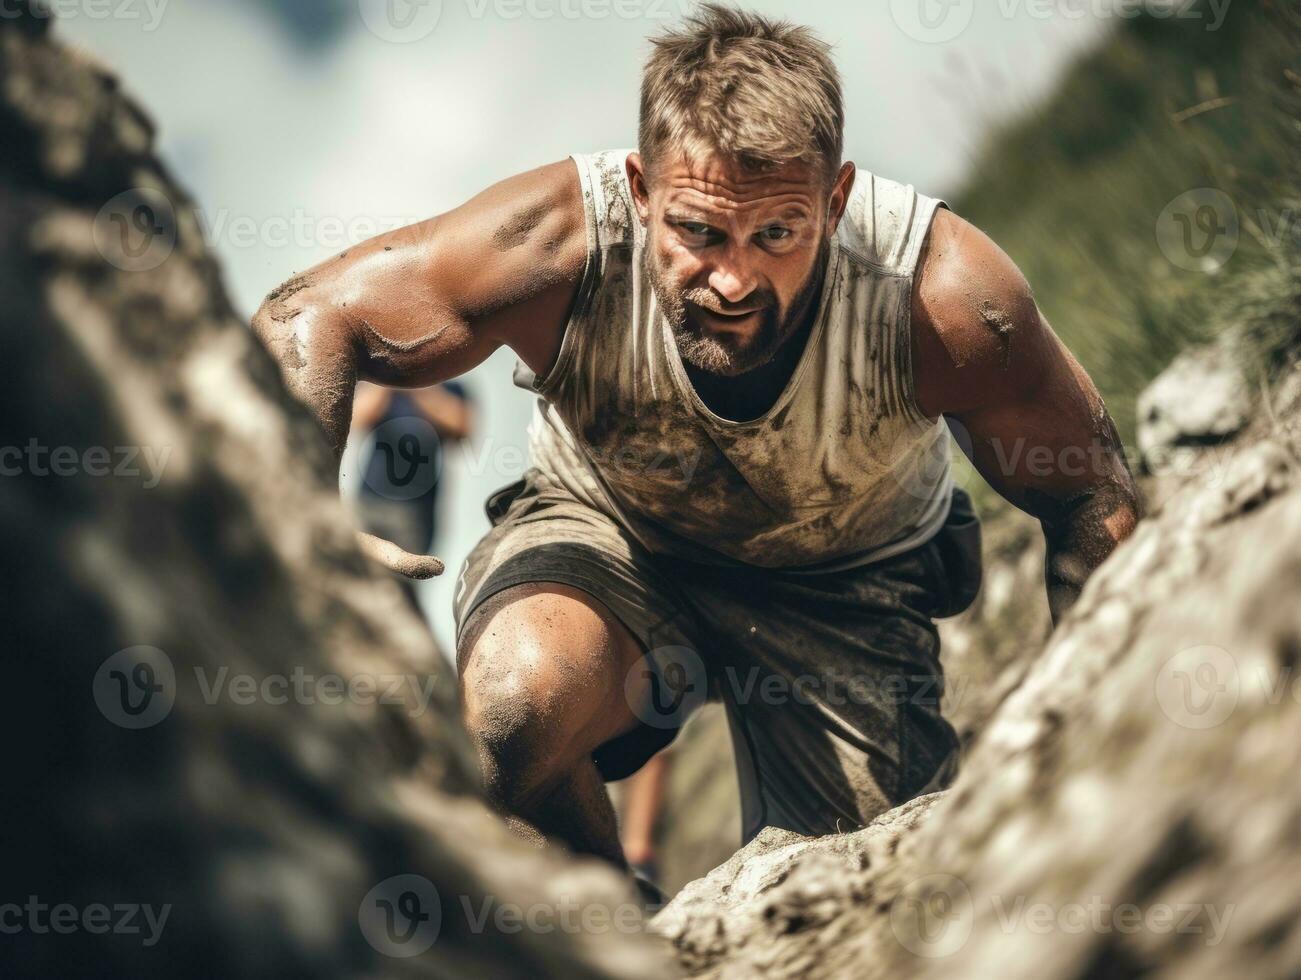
left=511, top=149, right=954, bottom=572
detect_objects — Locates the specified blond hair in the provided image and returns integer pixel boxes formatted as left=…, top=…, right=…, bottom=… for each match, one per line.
left=639, top=3, right=844, bottom=186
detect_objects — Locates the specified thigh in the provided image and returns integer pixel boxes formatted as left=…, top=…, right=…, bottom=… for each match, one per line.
left=458, top=581, right=647, bottom=760
left=455, top=469, right=704, bottom=779
left=674, top=544, right=960, bottom=842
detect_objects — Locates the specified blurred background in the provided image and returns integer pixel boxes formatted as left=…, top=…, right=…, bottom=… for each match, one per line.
left=56, top=0, right=1111, bottom=655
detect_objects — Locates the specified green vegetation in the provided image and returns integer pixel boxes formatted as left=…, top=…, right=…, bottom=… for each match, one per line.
left=952, top=0, right=1301, bottom=439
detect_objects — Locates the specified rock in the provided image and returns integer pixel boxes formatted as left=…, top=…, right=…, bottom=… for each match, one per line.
left=938, top=506, right=1051, bottom=747
left=656, top=361, right=1301, bottom=976
left=1137, top=338, right=1254, bottom=476
left=0, top=8, right=670, bottom=978
left=654, top=795, right=943, bottom=978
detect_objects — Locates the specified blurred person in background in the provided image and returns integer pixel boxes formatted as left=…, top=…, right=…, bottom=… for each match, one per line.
left=349, top=381, right=473, bottom=610
left=616, top=749, right=671, bottom=887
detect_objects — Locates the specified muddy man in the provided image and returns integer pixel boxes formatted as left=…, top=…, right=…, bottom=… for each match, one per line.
left=255, top=5, right=1139, bottom=876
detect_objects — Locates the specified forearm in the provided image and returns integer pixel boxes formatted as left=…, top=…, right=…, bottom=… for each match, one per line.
left=1040, top=482, right=1141, bottom=623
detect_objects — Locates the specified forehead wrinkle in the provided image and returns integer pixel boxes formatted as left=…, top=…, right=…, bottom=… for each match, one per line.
left=665, top=183, right=815, bottom=221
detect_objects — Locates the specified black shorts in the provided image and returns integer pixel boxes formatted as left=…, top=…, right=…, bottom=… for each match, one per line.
left=453, top=468, right=981, bottom=842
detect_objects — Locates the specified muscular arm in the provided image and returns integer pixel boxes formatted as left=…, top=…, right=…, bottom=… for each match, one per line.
left=911, top=209, right=1141, bottom=623
left=252, top=160, right=587, bottom=573
left=253, top=159, right=586, bottom=454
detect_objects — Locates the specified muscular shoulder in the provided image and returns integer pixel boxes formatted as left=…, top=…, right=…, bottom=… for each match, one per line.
left=262, top=159, right=589, bottom=384
left=910, top=208, right=1048, bottom=417
left=433, top=158, right=589, bottom=325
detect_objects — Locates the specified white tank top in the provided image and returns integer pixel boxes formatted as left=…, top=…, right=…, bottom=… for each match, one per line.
left=512, top=149, right=953, bottom=572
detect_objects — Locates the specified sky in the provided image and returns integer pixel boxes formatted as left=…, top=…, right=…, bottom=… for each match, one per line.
left=57, top=0, right=1109, bottom=654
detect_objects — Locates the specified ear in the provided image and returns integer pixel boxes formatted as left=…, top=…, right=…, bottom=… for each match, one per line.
left=825, top=161, right=856, bottom=236
left=626, top=152, right=651, bottom=225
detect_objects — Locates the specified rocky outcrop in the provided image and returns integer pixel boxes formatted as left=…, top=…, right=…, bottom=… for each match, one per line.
left=1136, top=338, right=1254, bottom=476
left=937, top=504, right=1051, bottom=746
left=0, top=8, right=668, bottom=978
left=656, top=351, right=1301, bottom=976
left=654, top=794, right=943, bottom=976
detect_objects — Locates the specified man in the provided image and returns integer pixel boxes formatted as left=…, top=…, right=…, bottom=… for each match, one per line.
left=253, top=6, right=1138, bottom=872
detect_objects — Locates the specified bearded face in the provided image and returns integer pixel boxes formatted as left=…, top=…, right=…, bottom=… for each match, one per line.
left=647, top=233, right=831, bottom=377
left=628, top=150, right=851, bottom=378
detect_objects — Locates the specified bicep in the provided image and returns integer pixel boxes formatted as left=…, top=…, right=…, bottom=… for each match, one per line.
left=262, top=158, right=587, bottom=390
left=912, top=210, right=1129, bottom=512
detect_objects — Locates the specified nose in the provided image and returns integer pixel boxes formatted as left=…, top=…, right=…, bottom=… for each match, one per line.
left=706, top=242, right=760, bottom=305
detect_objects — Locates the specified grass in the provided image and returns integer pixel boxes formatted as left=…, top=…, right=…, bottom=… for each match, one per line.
left=950, top=0, right=1301, bottom=442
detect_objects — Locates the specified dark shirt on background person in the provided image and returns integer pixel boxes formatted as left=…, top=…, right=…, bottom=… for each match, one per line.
left=351, top=381, right=473, bottom=604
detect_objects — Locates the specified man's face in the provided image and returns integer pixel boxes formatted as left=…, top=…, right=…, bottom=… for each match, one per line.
left=628, top=150, right=855, bottom=377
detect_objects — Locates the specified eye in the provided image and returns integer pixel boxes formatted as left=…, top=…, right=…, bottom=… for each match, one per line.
left=757, top=225, right=792, bottom=242
left=674, top=220, right=722, bottom=247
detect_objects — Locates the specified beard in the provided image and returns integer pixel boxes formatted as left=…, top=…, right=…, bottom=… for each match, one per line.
left=647, top=237, right=831, bottom=377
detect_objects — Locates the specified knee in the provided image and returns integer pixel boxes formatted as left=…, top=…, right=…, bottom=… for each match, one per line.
left=456, top=582, right=638, bottom=806
left=460, top=657, right=565, bottom=805
left=458, top=628, right=587, bottom=808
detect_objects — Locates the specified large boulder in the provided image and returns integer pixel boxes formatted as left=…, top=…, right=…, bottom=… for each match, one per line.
left=655, top=359, right=1301, bottom=977
left=0, top=8, right=669, bottom=978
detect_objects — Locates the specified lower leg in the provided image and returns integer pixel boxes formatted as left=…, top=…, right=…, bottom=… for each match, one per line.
left=618, top=751, right=669, bottom=871
left=499, top=757, right=625, bottom=866
left=459, top=581, right=647, bottom=866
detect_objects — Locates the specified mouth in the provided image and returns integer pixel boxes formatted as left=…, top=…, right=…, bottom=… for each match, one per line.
left=690, top=304, right=764, bottom=332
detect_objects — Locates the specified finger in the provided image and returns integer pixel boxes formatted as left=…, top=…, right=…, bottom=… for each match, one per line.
left=356, top=531, right=445, bottom=579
